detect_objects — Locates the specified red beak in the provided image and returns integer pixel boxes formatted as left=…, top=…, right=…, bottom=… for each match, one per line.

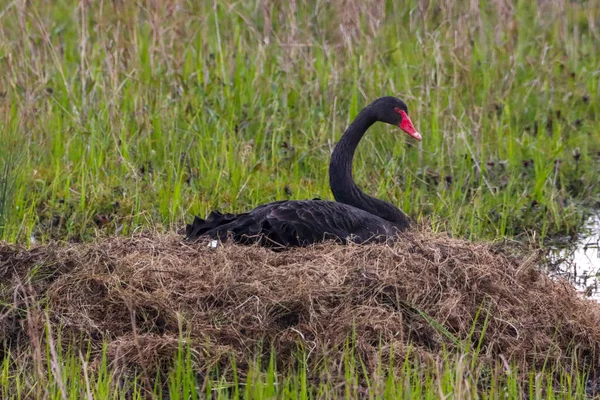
left=397, top=109, right=421, bottom=141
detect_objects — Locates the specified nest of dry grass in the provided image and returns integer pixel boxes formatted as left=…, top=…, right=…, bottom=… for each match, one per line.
left=1, top=229, right=600, bottom=379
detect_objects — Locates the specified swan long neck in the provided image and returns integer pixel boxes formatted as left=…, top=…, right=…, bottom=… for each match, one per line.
left=329, top=107, right=409, bottom=226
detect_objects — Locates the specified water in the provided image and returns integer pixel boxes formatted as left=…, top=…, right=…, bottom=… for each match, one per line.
left=546, top=213, right=600, bottom=299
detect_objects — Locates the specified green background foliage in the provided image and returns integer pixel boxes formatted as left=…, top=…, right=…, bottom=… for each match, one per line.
left=0, top=1, right=598, bottom=244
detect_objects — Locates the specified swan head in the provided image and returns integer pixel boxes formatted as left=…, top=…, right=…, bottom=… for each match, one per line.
left=371, top=96, right=422, bottom=141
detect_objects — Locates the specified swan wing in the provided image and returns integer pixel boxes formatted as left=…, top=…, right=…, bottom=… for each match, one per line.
left=260, top=200, right=388, bottom=246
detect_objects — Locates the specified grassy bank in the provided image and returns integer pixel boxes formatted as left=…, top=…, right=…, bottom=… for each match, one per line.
left=0, top=0, right=598, bottom=244
left=1, top=338, right=591, bottom=399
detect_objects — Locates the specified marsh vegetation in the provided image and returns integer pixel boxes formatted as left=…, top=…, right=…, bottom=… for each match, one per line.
left=1, top=0, right=599, bottom=397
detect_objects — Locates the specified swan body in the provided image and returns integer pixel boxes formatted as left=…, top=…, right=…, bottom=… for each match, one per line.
left=187, top=200, right=403, bottom=247
left=185, top=96, right=421, bottom=248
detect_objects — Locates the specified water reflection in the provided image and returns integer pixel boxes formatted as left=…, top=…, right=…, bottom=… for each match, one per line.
left=546, top=213, right=600, bottom=299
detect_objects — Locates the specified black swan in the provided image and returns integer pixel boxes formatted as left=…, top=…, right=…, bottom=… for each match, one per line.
left=185, top=96, right=421, bottom=247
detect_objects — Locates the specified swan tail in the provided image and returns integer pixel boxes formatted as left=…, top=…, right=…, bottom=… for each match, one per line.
left=185, top=211, right=241, bottom=241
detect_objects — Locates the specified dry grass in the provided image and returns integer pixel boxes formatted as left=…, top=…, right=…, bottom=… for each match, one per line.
left=2, top=228, right=600, bottom=382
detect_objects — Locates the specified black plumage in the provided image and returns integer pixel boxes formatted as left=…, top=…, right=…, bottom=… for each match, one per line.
left=185, top=96, right=422, bottom=248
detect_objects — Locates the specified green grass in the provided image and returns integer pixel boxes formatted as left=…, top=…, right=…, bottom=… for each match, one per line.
left=0, top=0, right=598, bottom=244
left=1, top=330, right=591, bottom=400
